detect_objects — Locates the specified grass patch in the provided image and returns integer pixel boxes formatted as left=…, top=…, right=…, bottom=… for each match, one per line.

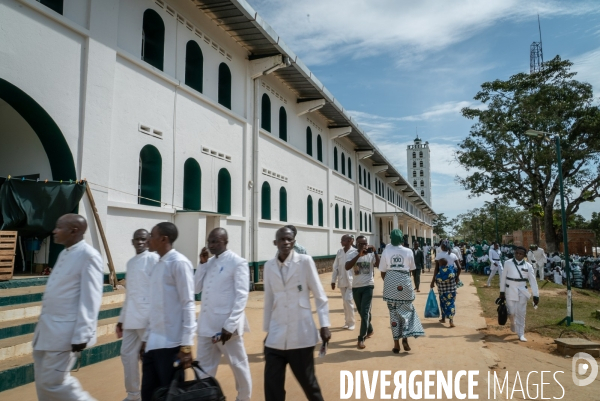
left=470, top=273, right=600, bottom=341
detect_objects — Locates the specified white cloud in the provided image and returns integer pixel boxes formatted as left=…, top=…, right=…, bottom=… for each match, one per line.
left=571, top=47, right=600, bottom=91
left=250, top=0, right=600, bottom=65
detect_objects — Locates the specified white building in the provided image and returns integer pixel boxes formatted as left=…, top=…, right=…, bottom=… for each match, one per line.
left=0, top=0, right=436, bottom=278
left=407, top=136, right=432, bottom=206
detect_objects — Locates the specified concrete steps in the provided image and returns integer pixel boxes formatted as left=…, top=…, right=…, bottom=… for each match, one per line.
left=0, top=280, right=126, bottom=393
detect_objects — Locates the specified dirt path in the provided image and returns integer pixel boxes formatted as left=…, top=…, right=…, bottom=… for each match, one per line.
left=2, top=271, right=597, bottom=400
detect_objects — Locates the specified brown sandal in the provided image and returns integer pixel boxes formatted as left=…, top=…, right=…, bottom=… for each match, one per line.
left=402, top=338, right=411, bottom=351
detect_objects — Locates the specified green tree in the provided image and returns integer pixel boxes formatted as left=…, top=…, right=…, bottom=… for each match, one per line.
left=433, top=213, right=449, bottom=238
left=458, top=56, right=600, bottom=252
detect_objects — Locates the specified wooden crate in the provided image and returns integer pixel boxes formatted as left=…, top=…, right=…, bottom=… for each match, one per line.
left=0, top=231, right=18, bottom=281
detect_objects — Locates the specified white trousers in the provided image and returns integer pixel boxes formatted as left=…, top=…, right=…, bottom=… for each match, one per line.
left=196, top=335, right=252, bottom=401
left=339, top=286, right=356, bottom=327
left=33, top=350, right=96, bottom=401
left=120, top=328, right=145, bottom=400
left=506, top=294, right=528, bottom=338
left=486, top=263, right=502, bottom=286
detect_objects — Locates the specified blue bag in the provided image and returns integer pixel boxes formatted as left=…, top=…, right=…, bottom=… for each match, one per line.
left=424, top=289, right=440, bottom=318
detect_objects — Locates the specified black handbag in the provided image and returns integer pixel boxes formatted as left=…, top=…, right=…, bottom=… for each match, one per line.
left=495, top=297, right=508, bottom=325
left=152, top=361, right=226, bottom=401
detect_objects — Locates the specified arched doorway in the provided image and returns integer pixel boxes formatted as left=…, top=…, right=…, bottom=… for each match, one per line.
left=0, top=78, right=77, bottom=270
left=0, top=78, right=76, bottom=180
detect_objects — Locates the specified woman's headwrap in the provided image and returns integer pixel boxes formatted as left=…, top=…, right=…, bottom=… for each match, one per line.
left=390, top=229, right=404, bottom=246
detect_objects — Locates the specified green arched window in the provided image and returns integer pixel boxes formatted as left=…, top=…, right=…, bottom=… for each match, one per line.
left=341, top=153, right=346, bottom=175
left=342, top=206, right=347, bottom=229
left=139, top=145, right=162, bottom=207
left=307, top=195, right=313, bottom=225
left=261, top=181, right=271, bottom=220
left=349, top=208, right=353, bottom=230
left=364, top=170, right=367, bottom=188
left=318, top=199, right=323, bottom=227
left=369, top=214, right=372, bottom=232
left=40, top=0, right=63, bottom=14
left=364, top=213, right=367, bottom=232
left=141, top=9, right=165, bottom=71
left=360, top=211, right=363, bottom=231
left=185, top=41, right=203, bottom=93
left=367, top=173, right=371, bottom=190
left=217, top=168, right=231, bottom=214
left=279, top=187, right=287, bottom=222
left=359, top=166, right=362, bottom=185
left=261, top=94, right=271, bottom=132
left=183, top=158, right=201, bottom=211
left=218, top=63, right=232, bottom=109
left=279, top=107, right=287, bottom=141
left=317, top=135, right=323, bottom=162
left=333, top=147, right=338, bottom=171
left=335, top=204, right=339, bottom=228
left=306, top=127, right=313, bottom=156
left=347, top=158, right=352, bottom=179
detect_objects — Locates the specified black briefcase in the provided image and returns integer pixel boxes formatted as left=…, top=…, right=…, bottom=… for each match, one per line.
left=495, top=297, right=508, bottom=326
left=152, top=361, right=226, bottom=401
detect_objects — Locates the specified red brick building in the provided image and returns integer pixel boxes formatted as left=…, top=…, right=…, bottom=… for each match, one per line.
left=502, top=229, right=596, bottom=256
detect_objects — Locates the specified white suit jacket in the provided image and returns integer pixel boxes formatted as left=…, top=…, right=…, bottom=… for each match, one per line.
left=33, top=240, right=104, bottom=351
left=489, top=248, right=502, bottom=267
left=331, top=248, right=353, bottom=288
left=263, top=252, right=330, bottom=350
left=500, top=258, right=539, bottom=302
left=119, top=251, right=159, bottom=329
left=195, top=250, right=250, bottom=337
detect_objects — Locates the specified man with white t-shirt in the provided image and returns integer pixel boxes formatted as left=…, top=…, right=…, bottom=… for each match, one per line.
left=331, top=234, right=355, bottom=330
left=345, top=236, right=379, bottom=349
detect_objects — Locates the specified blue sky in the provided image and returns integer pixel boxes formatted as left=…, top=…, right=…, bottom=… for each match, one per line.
left=250, top=0, right=600, bottom=220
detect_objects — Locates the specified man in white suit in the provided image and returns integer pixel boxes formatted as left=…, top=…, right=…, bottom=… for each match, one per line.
left=499, top=246, right=539, bottom=342
left=331, top=234, right=355, bottom=330
left=33, top=214, right=104, bottom=401
left=195, top=228, right=251, bottom=401
left=116, top=229, right=158, bottom=401
left=263, top=226, right=331, bottom=401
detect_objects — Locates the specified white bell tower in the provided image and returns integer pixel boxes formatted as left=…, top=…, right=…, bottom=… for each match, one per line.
left=407, top=136, right=432, bottom=206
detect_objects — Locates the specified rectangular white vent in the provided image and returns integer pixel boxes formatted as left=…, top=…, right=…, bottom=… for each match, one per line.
left=155, top=0, right=165, bottom=8
left=166, top=6, right=175, bottom=16
left=177, top=14, right=185, bottom=24
left=138, top=123, right=163, bottom=139
left=307, top=186, right=323, bottom=195
left=307, top=117, right=323, bottom=132
left=202, top=146, right=231, bottom=162
left=360, top=205, right=372, bottom=212
left=262, top=168, right=288, bottom=182
left=211, top=41, right=218, bottom=50
left=334, top=196, right=352, bottom=205
left=226, top=53, right=233, bottom=61
left=261, top=82, right=288, bottom=104
left=203, top=35, right=211, bottom=44
left=186, top=22, right=194, bottom=31
left=194, top=28, right=202, bottom=37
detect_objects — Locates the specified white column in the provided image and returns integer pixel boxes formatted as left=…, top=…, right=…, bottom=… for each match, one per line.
left=393, top=214, right=399, bottom=230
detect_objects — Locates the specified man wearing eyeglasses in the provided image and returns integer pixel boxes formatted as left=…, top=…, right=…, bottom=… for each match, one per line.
left=33, top=214, right=104, bottom=400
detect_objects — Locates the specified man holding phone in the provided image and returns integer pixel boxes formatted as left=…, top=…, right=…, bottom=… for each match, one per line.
left=345, top=236, right=380, bottom=349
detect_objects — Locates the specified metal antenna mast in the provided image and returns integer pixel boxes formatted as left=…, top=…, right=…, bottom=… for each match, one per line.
left=530, top=14, right=544, bottom=73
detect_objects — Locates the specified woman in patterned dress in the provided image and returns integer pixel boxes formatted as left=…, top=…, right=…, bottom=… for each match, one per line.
left=430, top=240, right=462, bottom=328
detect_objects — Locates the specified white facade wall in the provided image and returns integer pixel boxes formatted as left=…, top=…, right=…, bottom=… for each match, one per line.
left=0, top=0, right=434, bottom=273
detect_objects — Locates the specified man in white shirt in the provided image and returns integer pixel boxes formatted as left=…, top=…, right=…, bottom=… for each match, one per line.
left=140, top=223, right=196, bottom=401
left=263, top=226, right=331, bottom=401
left=33, top=214, right=103, bottom=401
left=499, top=246, right=539, bottom=342
left=331, top=234, right=355, bottom=330
left=527, top=244, right=548, bottom=281
left=195, top=228, right=251, bottom=401
left=346, top=236, right=379, bottom=349
left=379, top=229, right=425, bottom=353
left=116, top=229, right=158, bottom=401
left=486, top=242, right=503, bottom=287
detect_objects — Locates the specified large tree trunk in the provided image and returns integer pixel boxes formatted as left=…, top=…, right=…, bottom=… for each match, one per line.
left=532, top=215, right=541, bottom=245
left=544, top=204, right=559, bottom=253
